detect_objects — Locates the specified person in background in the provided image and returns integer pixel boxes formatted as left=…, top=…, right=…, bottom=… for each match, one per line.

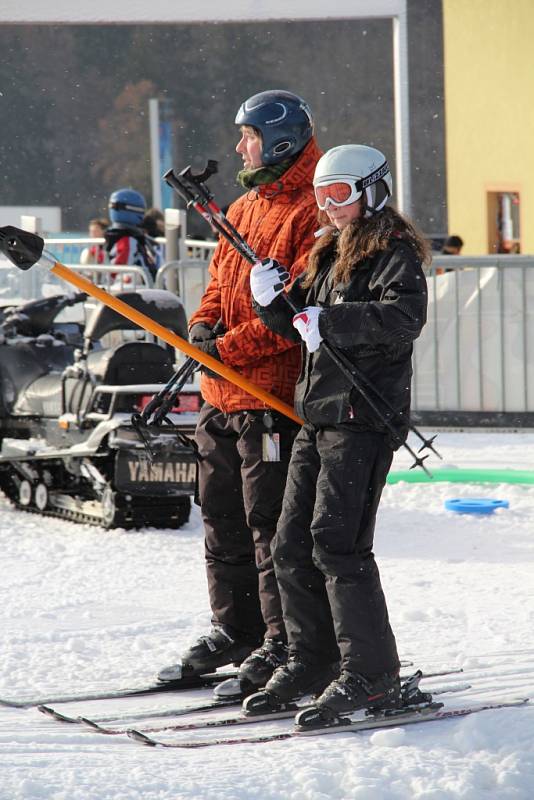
left=436, top=234, right=464, bottom=274
left=157, top=90, right=322, bottom=694
left=142, top=207, right=165, bottom=238
left=105, top=189, right=158, bottom=279
left=248, top=144, right=429, bottom=718
left=80, top=218, right=108, bottom=266
left=441, top=235, right=463, bottom=255
left=141, top=207, right=165, bottom=269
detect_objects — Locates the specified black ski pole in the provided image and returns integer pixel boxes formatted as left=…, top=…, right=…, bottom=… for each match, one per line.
left=165, top=164, right=439, bottom=457
left=139, top=359, right=195, bottom=423
left=163, top=167, right=255, bottom=262
left=136, top=317, right=226, bottom=423
left=133, top=160, right=233, bottom=432
left=134, top=165, right=257, bottom=424
left=164, top=163, right=439, bottom=472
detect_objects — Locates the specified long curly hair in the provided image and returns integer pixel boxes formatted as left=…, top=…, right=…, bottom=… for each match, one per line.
left=301, top=205, right=431, bottom=289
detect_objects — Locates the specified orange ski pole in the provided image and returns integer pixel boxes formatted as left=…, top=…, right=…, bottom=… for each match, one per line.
left=0, top=225, right=303, bottom=424
left=59, top=267, right=303, bottom=426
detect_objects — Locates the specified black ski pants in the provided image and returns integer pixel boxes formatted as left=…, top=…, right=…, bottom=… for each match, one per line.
left=272, top=423, right=400, bottom=676
left=196, top=403, right=299, bottom=643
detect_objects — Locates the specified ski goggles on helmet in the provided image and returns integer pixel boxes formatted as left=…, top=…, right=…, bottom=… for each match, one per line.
left=109, top=200, right=145, bottom=214
left=314, top=161, right=390, bottom=211
left=314, top=180, right=362, bottom=210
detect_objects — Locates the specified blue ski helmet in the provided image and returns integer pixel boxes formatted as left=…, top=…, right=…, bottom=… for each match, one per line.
left=235, top=90, right=313, bottom=166
left=108, top=188, right=146, bottom=226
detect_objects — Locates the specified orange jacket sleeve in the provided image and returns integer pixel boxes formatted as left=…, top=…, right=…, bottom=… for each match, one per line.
left=215, top=208, right=317, bottom=367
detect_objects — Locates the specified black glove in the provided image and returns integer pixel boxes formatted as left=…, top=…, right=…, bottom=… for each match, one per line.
left=189, top=322, right=216, bottom=344
left=193, top=337, right=223, bottom=380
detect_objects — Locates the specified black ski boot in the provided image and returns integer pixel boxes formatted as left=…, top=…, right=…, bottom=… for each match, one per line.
left=157, top=626, right=256, bottom=682
left=239, top=638, right=289, bottom=688
left=243, top=656, right=339, bottom=716
left=316, top=669, right=401, bottom=715
left=296, top=669, right=401, bottom=731
left=215, top=638, right=289, bottom=701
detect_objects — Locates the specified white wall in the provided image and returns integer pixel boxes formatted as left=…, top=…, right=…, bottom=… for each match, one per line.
left=0, top=207, right=62, bottom=235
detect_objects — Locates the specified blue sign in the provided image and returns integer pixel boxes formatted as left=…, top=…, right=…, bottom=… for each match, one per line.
left=159, top=116, right=174, bottom=209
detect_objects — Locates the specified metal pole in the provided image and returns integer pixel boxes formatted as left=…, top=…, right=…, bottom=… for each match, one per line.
left=162, top=208, right=183, bottom=295
left=149, top=98, right=162, bottom=210
left=392, top=1, right=411, bottom=216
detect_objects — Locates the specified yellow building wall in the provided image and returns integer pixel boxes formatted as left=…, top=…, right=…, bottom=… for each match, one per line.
left=443, top=0, right=534, bottom=254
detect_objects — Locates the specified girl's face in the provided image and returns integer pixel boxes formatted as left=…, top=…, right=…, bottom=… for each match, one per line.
left=325, top=198, right=363, bottom=230
left=236, top=126, right=263, bottom=170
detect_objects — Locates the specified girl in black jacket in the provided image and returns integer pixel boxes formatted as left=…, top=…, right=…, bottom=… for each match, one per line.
left=248, top=144, right=430, bottom=721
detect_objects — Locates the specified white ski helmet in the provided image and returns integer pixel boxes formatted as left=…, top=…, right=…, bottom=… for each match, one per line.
left=313, top=145, right=392, bottom=217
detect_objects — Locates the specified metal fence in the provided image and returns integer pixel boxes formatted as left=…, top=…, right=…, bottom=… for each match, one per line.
left=0, top=258, right=155, bottom=304
left=155, top=239, right=216, bottom=318
left=41, top=228, right=216, bottom=316
left=7, top=216, right=534, bottom=425
left=159, top=249, right=534, bottom=422
left=413, top=255, right=534, bottom=424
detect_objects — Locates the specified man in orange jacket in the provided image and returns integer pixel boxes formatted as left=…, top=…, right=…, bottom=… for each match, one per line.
left=158, top=90, right=322, bottom=692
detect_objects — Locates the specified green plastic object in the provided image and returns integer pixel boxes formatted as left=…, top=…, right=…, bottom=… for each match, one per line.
left=387, top=468, right=534, bottom=485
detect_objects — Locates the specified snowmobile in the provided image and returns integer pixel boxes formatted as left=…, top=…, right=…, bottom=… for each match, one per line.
left=0, top=288, right=200, bottom=529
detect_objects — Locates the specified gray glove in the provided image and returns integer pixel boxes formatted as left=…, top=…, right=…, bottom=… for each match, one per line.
left=189, top=322, right=225, bottom=380
left=189, top=322, right=216, bottom=344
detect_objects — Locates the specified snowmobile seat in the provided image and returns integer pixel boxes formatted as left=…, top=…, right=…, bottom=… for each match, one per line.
left=84, top=289, right=188, bottom=346
left=86, top=341, right=173, bottom=385
left=15, top=342, right=174, bottom=418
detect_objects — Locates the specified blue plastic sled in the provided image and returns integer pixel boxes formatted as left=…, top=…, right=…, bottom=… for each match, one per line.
left=444, top=498, right=509, bottom=515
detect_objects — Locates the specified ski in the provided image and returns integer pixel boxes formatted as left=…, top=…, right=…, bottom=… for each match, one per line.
left=0, top=670, right=239, bottom=709
left=38, top=695, right=242, bottom=726
left=1, top=659, right=413, bottom=711
left=77, top=681, right=470, bottom=736
left=126, top=697, right=529, bottom=749
left=35, top=666, right=460, bottom=726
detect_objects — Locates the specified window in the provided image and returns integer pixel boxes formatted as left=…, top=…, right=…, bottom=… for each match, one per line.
left=487, top=191, right=521, bottom=254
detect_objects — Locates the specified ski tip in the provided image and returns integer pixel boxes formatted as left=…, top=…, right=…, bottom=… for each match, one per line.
left=37, top=705, right=77, bottom=723
left=127, top=729, right=158, bottom=747
left=213, top=677, right=249, bottom=700
left=156, top=664, right=183, bottom=683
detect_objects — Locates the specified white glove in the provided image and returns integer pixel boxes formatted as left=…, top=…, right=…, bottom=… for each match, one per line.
left=292, top=307, right=323, bottom=353
left=250, top=258, right=290, bottom=307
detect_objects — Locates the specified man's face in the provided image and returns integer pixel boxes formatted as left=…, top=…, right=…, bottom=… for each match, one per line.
left=236, top=126, right=263, bottom=169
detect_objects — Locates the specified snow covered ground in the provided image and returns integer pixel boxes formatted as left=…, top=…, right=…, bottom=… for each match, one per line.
left=0, top=431, right=533, bottom=800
